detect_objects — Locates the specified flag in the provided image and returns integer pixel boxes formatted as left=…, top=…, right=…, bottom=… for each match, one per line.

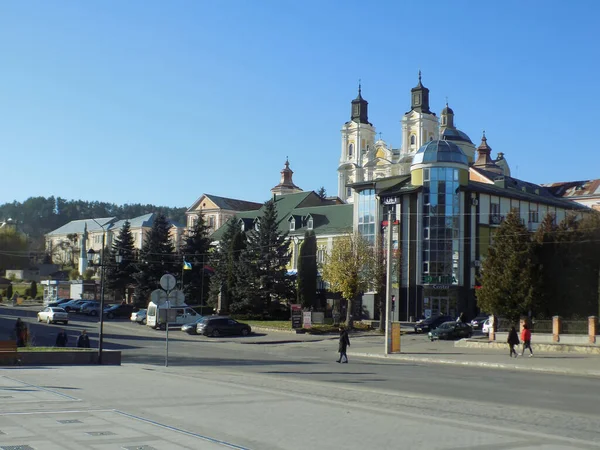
left=183, top=261, right=192, bottom=270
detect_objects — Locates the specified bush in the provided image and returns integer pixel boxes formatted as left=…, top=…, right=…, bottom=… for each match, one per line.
left=191, top=305, right=216, bottom=316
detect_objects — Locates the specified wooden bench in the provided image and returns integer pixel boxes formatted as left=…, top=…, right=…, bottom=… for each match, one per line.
left=0, top=340, right=19, bottom=366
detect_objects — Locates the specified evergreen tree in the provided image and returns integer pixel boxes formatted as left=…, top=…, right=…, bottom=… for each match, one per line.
left=297, top=231, right=317, bottom=308
left=209, top=219, right=246, bottom=314
left=476, top=211, right=537, bottom=324
left=29, top=281, right=37, bottom=298
left=105, top=221, right=137, bottom=302
left=235, top=200, right=292, bottom=314
left=133, top=214, right=176, bottom=307
left=6, top=284, right=13, bottom=299
left=181, top=212, right=211, bottom=305
left=533, top=213, right=558, bottom=317
left=316, top=187, right=327, bottom=199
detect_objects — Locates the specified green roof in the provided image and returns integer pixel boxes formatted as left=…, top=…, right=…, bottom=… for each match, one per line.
left=210, top=191, right=353, bottom=241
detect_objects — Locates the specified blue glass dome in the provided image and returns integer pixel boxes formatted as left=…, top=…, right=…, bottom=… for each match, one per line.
left=412, top=139, right=468, bottom=165
left=441, top=128, right=473, bottom=144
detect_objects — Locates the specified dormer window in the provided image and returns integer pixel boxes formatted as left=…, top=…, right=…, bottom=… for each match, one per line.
left=307, top=218, right=314, bottom=230
left=254, top=221, right=260, bottom=231
left=289, top=219, right=295, bottom=231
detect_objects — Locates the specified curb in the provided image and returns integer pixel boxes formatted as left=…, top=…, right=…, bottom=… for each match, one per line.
left=347, top=351, right=600, bottom=378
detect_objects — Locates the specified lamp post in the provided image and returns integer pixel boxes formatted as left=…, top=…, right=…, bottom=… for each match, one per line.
left=87, top=246, right=122, bottom=364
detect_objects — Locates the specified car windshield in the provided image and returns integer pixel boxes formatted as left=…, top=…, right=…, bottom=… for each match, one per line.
left=438, top=322, right=455, bottom=329
left=52, top=308, right=66, bottom=313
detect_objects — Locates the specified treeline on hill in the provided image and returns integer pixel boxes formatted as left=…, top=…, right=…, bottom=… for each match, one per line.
left=0, top=196, right=187, bottom=240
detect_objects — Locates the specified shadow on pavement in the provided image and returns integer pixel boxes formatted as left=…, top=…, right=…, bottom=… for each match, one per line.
left=123, top=354, right=319, bottom=367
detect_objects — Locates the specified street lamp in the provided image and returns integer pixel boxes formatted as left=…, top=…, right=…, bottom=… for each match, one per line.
left=87, top=245, right=123, bottom=364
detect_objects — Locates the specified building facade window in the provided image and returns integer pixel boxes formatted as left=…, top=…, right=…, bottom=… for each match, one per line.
left=348, top=143, right=354, bottom=157
left=357, top=188, right=376, bottom=244
left=289, top=220, right=295, bottom=231
left=207, top=216, right=215, bottom=228
left=346, top=187, right=352, bottom=199
left=410, top=135, right=416, bottom=145
left=317, top=246, right=325, bottom=264
left=528, top=210, right=539, bottom=223
left=307, top=218, right=313, bottom=230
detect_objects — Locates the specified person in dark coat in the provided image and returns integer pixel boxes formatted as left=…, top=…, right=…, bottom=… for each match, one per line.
left=55, top=330, right=68, bottom=347
left=15, top=318, right=26, bottom=347
left=507, top=326, right=520, bottom=357
left=337, top=327, right=350, bottom=363
left=77, top=330, right=90, bottom=348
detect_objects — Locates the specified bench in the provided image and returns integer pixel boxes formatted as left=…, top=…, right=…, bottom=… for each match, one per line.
left=0, top=340, right=19, bottom=366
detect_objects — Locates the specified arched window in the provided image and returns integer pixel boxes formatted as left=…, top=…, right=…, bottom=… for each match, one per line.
left=348, top=143, right=354, bottom=157
left=410, top=135, right=416, bottom=145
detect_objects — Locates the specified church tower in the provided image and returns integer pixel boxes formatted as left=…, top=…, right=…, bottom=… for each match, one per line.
left=401, top=72, right=439, bottom=157
left=338, top=83, right=376, bottom=203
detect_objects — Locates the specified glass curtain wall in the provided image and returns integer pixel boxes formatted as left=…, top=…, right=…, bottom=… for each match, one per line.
left=358, top=189, right=376, bottom=244
left=422, top=168, right=460, bottom=285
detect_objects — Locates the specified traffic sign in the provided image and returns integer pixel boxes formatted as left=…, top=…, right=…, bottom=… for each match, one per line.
left=168, top=289, right=185, bottom=306
left=151, top=289, right=168, bottom=306
left=160, top=274, right=177, bottom=291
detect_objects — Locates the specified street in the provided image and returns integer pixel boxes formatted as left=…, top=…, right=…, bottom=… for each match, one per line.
left=1, top=305, right=600, bottom=449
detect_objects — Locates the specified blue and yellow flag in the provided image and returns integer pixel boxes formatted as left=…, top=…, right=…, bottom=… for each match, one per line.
left=183, top=261, right=193, bottom=270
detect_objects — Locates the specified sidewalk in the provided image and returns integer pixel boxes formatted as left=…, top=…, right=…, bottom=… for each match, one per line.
left=347, top=333, right=600, bottom=378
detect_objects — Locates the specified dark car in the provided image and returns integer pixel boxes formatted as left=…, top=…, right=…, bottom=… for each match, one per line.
left=197, top=316, right=251, bottom=337
left=470, top=315, right=489, bottom=330
left=103, top=303, right=134, bottom=319
left=414, top=315, right=454, bottom=333
left=62, top=299, right=90, bottom=313
left=428, top=321, right=473, bottom=341
left=47, top=298, right=73, bottom=307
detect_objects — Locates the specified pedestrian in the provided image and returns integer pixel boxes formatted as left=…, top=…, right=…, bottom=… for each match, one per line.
left=55, top=330, right=68, bottom=348
left=77, top=330, right=90, bottom=348
left=507, top=326, right=520, bottom=358
left=521, top=323, right=533, bottom=357
left=457, top=312, right=466, bottom=323
left=14, top=318, right=26, bottom=347
left=337, top=326, right=350, bottom=363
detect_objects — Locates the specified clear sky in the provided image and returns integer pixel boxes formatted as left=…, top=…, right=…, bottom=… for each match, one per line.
left=1, top=1, right=599, bottom=208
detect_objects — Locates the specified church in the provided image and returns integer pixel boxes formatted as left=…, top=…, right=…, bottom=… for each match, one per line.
left=337, top=73, right=510, bottom=203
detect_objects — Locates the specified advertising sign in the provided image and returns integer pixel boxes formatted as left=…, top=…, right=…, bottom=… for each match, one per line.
left=291, top=304, right=302, bottom=329
left=303, top=312, right=312, bottom=329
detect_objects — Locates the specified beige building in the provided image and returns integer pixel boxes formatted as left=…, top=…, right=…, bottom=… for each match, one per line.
left=186, top=194, right=262, bottom=234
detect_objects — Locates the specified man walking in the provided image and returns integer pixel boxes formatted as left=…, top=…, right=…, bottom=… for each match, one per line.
left=337, top=326, right=350, bottom=363
left=77, top=330, right=90, bottom=348
left=55, top=330, right=68, bottom=348
left=521, top=323, right=533, bottom=357
left=507, top=326, right=519, bottom=358
left=14, top=318, right=26, bottom=347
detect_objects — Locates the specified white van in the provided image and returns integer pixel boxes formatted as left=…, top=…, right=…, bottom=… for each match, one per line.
left=146, top=301, right=200, bottom=329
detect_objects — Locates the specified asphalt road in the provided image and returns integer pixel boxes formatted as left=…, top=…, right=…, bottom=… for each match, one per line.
left=2, top=305, right=600, bottom=447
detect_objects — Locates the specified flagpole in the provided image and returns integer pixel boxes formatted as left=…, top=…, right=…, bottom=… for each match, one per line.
left=181, top=255, right=185, bottom=292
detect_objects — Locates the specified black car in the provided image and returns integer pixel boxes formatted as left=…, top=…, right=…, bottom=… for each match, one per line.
left=414, top=315, right=454, bottom=333
left=428, top=321, right=473, bottom=341
left=47, top=298, right=73, bottom=307
left=470, top=315, right=489, bottom=330
left=103, top=303, right=134, bottom=319
left=197, top=316, right=251, bottom=337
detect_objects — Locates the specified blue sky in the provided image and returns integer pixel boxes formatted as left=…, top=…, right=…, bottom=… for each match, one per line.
left=1, top=1, right=599, bottom=208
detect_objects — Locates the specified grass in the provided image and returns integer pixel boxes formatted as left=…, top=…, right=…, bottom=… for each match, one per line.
left=244, top=320, right=291, bottom=330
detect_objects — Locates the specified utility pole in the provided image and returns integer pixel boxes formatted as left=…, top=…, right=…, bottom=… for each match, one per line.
left=384, top=210, right=393, bottom=355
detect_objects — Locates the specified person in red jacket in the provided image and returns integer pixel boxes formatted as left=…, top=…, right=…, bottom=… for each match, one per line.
left=521, top=324, right=533, bottom=357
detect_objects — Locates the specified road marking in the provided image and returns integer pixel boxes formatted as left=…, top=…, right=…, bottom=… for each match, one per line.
left=1, top=375, right=81, bottom=401
left=113, top=409, right=252, bottom=449
left=0, top=409, right=112, bottom=416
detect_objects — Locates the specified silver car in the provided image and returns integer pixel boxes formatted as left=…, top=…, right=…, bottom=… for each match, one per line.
left=37, top=307, right=69, bottom=325
left=80, top=302, right=102, bottom=316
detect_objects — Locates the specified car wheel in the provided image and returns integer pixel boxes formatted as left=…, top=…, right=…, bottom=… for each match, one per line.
left=90, top=310, right=97, bottom=317
left=241, top=328, right=250, bottom=336
left=107, top=312, right=114, bottom=319
left=37, top=315, right=41, bottom=322
left=467, top=332, right=472, bottom=338
left=46, top=317, right=51, bottom=324
left=142, top=318, right=147, bottom=325
left=159, top=323, right=166, bottom=330
left=211, top=329, right=220, bottom=337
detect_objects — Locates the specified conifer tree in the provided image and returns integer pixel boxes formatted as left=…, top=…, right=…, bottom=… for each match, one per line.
left=106, top=220, right=137, bottom=302
left=181, top=213, right=211, bottom=305
left=297, top=230, right=317, bottom=308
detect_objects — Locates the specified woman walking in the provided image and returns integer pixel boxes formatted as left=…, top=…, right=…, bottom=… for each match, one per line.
left=507, top=326, right=519, bottom=358
left=521, top=324, right=533, bottom=357
left=337, top=327, right=350, bottom=363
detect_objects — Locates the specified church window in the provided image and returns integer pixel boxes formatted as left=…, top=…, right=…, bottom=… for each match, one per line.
left=348, top=143, right=354, bottom=157
left=410, top=135, right=416, bottom=145
left=346, top=187, right=352, bottom=199
left=442, top=116, right=446, bottom=126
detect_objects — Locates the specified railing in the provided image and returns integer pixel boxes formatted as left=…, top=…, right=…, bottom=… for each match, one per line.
left=560, top=320, right=589, bottom=335
left=531, top=320, right=552, bottom=333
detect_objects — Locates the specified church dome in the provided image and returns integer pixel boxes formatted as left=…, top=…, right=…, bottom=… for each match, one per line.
left=441, top=128, right=473, bottom=144
left=442, top=104, right=454, bottom=115
left=412, top=139, right=468, bottom=166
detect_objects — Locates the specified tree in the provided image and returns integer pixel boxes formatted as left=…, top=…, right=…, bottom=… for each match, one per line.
left=209, top=218, right=246, bottom=314
left=83, top=268, right=95, bottom=280
left=0, top=228, right=29, bottom=272
left=476, top=211, right=537, bottom=324
left=133, top=214, right=176, bottom=307
left=105, top=221, right=137, bottom=302
left=6, top=283, right=13, bottom=299
left=181, top=212, right=211, bottom=305
left=297, top=230, right=317, bottom=308
left=235, top=200, right=292, bottom=314
left=373, top=233, right=387, bottom=332
left=29, top=281, right=37, bottom=299
left=321, top=233, right=375, bottom=327
left=316, top=187, right=327, bottom=199
left=69, top=269, right=80, bottom=280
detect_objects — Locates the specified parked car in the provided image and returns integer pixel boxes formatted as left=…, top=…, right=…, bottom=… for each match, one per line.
left=181, top=317, right=205, bottom=335
left=37, top=307, right=69, bottom=325
left=414, top=315, right=454, bottom=333
left=103, top=303, right=134, bottom=319
left=470, top=315, right=489, bottom=330
left=197, top=316, right=251, bottom=337
left=80, top=301, right=101, bottom=316
left=482, top=318, right=492, bottom=334
left=130, top=309, right=147, bottom=325
left=428, top=321, right=473, bottom=341
left=47, top=298, right=73, bottom=307
left=62, top=299, right=90, bottom=313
